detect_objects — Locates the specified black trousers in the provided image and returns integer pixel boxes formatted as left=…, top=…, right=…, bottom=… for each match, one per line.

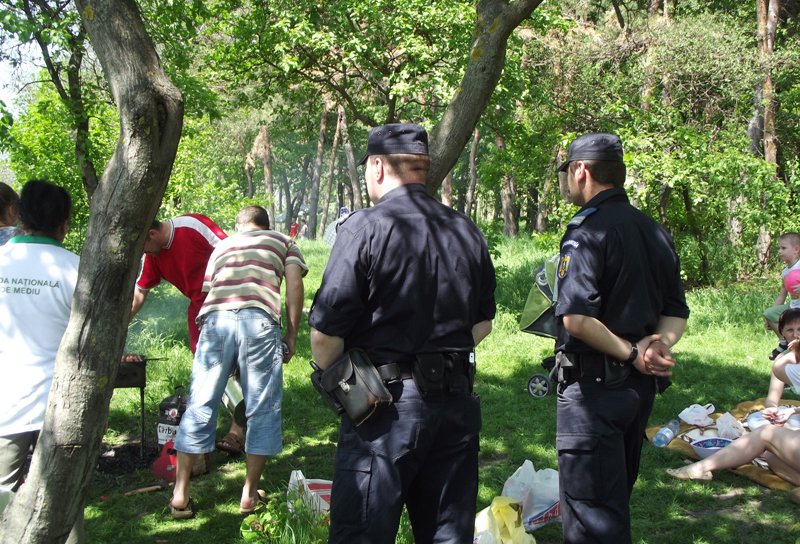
left=328, top=378, right=481, bottom=544
left=556, top=369, right=655, bottom=544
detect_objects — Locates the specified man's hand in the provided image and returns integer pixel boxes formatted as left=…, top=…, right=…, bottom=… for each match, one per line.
left=282, top=336, right=296, bottom=364
left=632, top=336, right=675, bottom=378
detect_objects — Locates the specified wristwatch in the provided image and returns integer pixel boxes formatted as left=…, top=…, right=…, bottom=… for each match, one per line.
left=625, top=343, right=638, bottom=364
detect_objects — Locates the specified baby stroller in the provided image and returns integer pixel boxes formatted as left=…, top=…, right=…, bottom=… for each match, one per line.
left=519, top=254, right=559, bottom=398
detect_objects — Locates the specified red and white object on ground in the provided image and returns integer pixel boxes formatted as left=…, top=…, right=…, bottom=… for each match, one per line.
left=287, top=470, right=332, bottom=514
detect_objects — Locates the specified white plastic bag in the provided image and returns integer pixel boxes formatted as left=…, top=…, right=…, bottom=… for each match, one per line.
left=287, top=469, right=332, bottom=513
left=501, top=460, right=561, bottom=532
left=678, top=403, right=715, bottom=426
left=715, top=412, right=745, bottom=439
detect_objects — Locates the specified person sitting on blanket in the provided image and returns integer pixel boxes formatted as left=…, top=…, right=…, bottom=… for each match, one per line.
left=764, top=308, right=800, bottom=416
left=666, top=424, right=800, bottom=504
left=667, top=309, right=800, bottom=504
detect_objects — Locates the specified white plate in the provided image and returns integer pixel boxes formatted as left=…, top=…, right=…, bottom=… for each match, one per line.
left=746, top=410, right=800, bottom=430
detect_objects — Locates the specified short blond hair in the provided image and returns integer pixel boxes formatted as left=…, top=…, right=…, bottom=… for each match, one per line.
left=780, top=232, right=800, bottom=248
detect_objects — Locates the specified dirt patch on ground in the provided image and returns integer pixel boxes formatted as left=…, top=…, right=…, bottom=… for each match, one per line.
left=96, top=442, right=159, bottom=475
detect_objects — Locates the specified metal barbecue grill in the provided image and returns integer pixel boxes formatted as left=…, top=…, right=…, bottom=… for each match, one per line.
left=114, top=354, right=163, bottom=457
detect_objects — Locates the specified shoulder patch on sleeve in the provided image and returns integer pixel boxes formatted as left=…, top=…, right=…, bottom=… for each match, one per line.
left=567, top=207, right=597, bottom=229
left=557, top=253, right=571, bottom=279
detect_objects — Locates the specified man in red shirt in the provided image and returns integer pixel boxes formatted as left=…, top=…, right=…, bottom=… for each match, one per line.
left=131, top=214, right=246, bottom=454
left=131, top=214, right=227, bottom=352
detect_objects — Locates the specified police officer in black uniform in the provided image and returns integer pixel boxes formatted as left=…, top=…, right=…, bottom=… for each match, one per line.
left=308, top=123, right=496, bottom=544
left=553, top=133, right=690, bottom=544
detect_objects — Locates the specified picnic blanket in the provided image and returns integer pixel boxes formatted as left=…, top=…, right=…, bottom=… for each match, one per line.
left=647, top=398, right=800, bottom=491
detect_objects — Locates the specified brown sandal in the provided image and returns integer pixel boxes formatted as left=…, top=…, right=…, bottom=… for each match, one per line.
left=216, top=432, right=244, bottom=454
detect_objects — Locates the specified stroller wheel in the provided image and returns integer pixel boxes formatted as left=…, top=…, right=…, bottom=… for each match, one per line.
left=527, top=374, right=551, bottom=398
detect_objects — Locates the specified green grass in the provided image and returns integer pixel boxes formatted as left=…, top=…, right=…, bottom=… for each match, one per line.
left=87, top=239, right=800, bottom=543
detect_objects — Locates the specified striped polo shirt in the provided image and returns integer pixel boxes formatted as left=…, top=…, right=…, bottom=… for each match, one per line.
left=198, top=229, right=308, bottom=324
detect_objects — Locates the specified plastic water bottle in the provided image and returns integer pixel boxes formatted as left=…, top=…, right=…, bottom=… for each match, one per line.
left=653, top=418, right=681, bottom=447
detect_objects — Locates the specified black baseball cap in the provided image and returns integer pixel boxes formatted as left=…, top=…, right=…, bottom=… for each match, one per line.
left=358, top=123, right=429, bottom=165
left=556, top=132, right=624, bottom=172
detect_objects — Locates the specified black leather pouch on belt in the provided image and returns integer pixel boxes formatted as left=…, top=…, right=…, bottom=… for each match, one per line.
left=309, top=361, right=345, bottom=416
left=604, top=356, right=631, bottom=388
left=312, top=349, right=393, bottom=426
left=413, top=352, right=473, bottom=397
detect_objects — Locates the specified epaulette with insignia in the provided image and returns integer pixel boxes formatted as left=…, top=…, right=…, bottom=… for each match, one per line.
left=567, top=207, right=597, bottom=229
left=335, top=209, right=360, bottom=228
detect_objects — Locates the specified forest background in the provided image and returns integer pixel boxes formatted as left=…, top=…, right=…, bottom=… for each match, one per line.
left=2, top=0, right=800, bottom=287
left=2, top=0, right=800, bottom=541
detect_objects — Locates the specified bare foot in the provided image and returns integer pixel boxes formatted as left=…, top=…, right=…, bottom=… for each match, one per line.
left=666, top=465, right=712, bottom=481
left=791, top=487, right=800, bottom=505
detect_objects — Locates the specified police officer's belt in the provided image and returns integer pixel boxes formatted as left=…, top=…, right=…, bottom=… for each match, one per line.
left=557, top=351, right=631, bottom=388
left=378, top=353, right=474, bottom=397
left=559, top=352, right=605, bottom=381
left=377, top=362, right=415, bottom=382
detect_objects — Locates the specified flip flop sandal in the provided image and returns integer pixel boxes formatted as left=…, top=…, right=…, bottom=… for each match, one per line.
left=239, top=489, right=267, bottom=514
left=170, top=497, right=195, bottom=520
left=216, top=432, right=244, bottom=455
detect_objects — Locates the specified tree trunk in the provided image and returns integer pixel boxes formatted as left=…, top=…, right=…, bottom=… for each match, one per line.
left=756, top=0, right=780, bottom=164
left=281, top=171, right=294, bottom=233
left=465, top=127, right=480, bottom=220
left=610, top=0, right=625, bottom=29
left=441, top=170, right=453, bottom=207
left=649, top=0, right=661, bottom=15
left=496, top=133, right=518, bottom=237
left=237, top=131, right=255, bottom=200
left=321, top=111, right=342, bottom=235
left=339, top=105, right=363, bottom=210
left=535, top=176, right=550, bottom=233
left=306, top=104, right=329, bottom=240
left=251, top=126, right=275, bottom=225
left=0, top=1, right=183, bottom=542
left=427, top=0, right=544, bottom=190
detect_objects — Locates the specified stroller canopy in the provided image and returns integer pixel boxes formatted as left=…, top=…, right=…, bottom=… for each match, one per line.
left=519, top=254, right=559, bottom=339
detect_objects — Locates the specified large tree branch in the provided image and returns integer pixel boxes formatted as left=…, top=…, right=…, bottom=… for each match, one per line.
left=427, top=0, right=544, bottom=191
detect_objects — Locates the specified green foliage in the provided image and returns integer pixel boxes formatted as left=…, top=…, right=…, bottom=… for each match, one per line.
left=206, top=0, right=474, bottom=124
left=239, top=492, right=329, bottom=543
left=4, top=79, right=117, bottom=252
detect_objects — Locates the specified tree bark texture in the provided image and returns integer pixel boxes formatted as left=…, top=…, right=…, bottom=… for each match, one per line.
left=441, top=171, right=453, bottom=207
left=338, top=105, right=363, bottom=210
left=757, top=0, right=780, bottom=164
left=496, top=132, right=519, bottom=237
left=0, top=1, right=184, bottom=542
left=465, top=127, right=480, bottom=219
left=307, top=104, right=328, bottom=240
left=251, top=126, right=275, bottom=224
left=427, top=0, right=544, bottom=190
left=321, top=113, right=342, bottom=235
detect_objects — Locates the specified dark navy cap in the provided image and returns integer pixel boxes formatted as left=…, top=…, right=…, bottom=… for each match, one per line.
left=358, top=123, right=429, bottom=165
left=556, top=132, right=624, bottom=172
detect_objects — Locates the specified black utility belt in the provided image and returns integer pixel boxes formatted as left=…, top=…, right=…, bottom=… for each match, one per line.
left=378, top=352, right=475, bottom=398
left=556, top=351, right=630, bottom=388
left=309, top=350, right=475, bottom=427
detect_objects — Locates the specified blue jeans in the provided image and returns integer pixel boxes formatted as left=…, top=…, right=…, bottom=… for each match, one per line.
left=175, top=308, right=283, bottom=456
left=328, top=379, right=481, bottom=544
